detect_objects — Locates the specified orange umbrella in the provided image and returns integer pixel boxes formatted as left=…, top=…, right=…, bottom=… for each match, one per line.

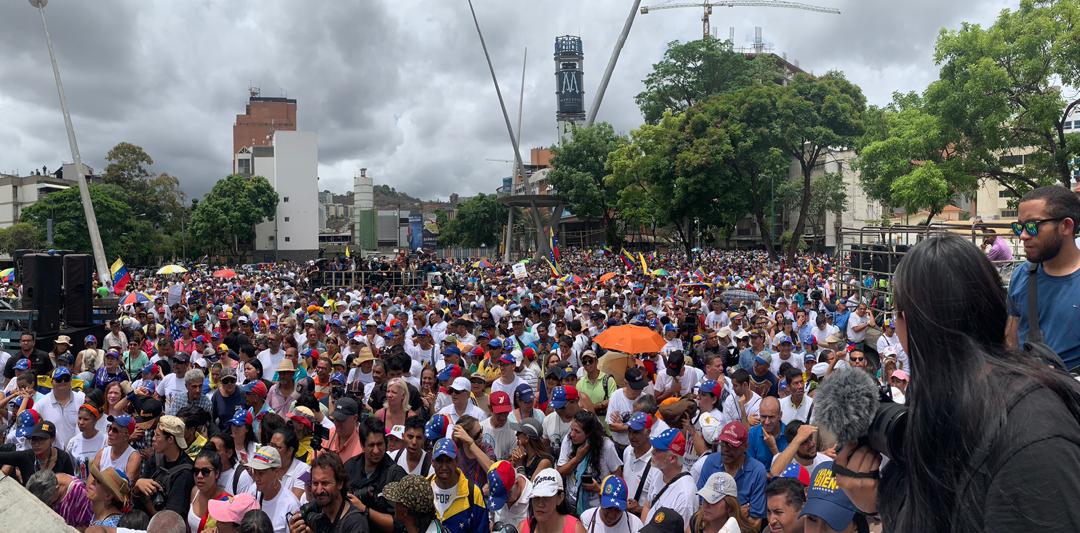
left=593, top=325, right=665, bottom=354
left=212, top=268, right=238, bottom=279
left=598, top=272, right=617, bottom=284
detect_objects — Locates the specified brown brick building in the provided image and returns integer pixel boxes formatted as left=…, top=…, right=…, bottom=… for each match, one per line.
left=233, top=94, right=297, bottom=158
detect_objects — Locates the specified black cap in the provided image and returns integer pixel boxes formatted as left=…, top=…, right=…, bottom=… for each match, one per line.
left=641, top=507, right=685, bottom=533
left=331, top=397, right=359, bottom=421
left=138, top=398, right=163, bottom=420
left=173, top=352, right=190, bottom=363
left=31, top=421, right=56, bottom=439
left=666, top=351, right=685, bottom=369
left=625, top=367, right=647, bottom=390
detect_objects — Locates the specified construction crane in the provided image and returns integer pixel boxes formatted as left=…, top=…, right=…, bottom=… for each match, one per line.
left=640, top=1, right=840, bottom=40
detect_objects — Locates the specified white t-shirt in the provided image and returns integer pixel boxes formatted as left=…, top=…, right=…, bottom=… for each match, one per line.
left=256, top=349, right=286, bottom=381
left=742, top=392, right=762, bottom=420
left=393, top=448, right=432, bottom=476
left=66, top=431, right=106, bottom=479
left=433, top=482, right=457, bottom=517
left=542, top=412, right=573, bottom=459
left=779, top=394, right=814, bottom=424
left=580, top=507, right=645, bottom=533
left=557, top=436, right=622, bottom=509
left=770, top=354, right=804, bottom=377
left=492, top=476, right=532, bottom=528
left=621, top=446, right=662, bottom=503
left=605, top=388, right=637, bottom=446
left=481, top=416, right=517, bottom=461
left=644, top=471, right=698, bottom=527
left=654, top=367, right=704, bottom=397
left=437, top=402, right=486, bottom=423
left=491, top=376, right=525, bottom=398
left=247, top=486, right=300, bottom=533
left=846, top=312, right=870, bottom=342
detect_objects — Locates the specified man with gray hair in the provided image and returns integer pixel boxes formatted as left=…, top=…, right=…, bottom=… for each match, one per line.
left=166, top=368, right=210, bottom=416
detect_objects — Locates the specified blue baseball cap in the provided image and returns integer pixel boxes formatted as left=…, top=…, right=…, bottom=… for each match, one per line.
left=600, top=475, right=627, bottom=510
left=498, top=353, right=516, bottom=366
left=330, top=372, right=347, bottom=385
left=488, top=338, right=503, bottom=349
left=432, top=438, right=457, bottom=459
left=800, top=462, right=859, bottom=531
left=443, top=346, right=461, bottom=358
left=650, top=428, right=688, bottom=456
left=15, top=410, right=40, bottom=437
left=487, top=461, right=516, bottom=511
left=230, top=408, right=253, bottom=427
left=425, top=414, right=450, bottom=442
left=627, top=412, right=655, bottom=432
left=514, top=383, right=534, bottom=403
left=13, top=358, right=30, bottom=371
left=53, top=367, right=71, bottom=380
left=549, top=385, right=579, bottom=409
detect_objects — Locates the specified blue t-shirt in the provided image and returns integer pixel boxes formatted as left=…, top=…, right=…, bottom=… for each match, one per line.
left=697, top=453, right=767, bottom=519
left=747, top=423, right=787, bottom=471
left=833, top=310, right=851, bottom=334
left=1008, top=263, right=1080, bottom=369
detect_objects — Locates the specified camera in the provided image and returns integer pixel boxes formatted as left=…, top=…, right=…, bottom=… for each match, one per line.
left=151, top=490, right=166, bottom=510
left=865, top=384, right=908, bottom=460
left=311, top=423, right=329, bottom=452
left=296, top=502, right=333, bottom=533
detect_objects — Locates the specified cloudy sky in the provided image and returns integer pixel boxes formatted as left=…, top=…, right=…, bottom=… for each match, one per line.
left=0, top=0, right=1017, bottom=202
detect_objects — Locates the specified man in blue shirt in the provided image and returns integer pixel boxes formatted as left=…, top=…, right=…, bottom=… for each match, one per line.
left=1006, top=186, right=1080, bottom=370
left=697, top=421, right=767, bottom=529
left=832, top=300, right=851, bottom=338
left=747, top=396, right=786, bottom=470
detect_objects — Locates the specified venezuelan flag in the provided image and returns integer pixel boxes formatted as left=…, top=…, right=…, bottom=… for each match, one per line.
left=544, top=257, right=562, bottom=277
left=619, top=248, right=635, bottom=270
left=548, top=227, right=561, bottom=263
left=694, top=267, right=706, bottom=281
left=110, top=258, right=131, bottom=295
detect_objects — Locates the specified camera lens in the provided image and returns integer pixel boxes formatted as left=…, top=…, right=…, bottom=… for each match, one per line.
left=866, top=400, right=908, bottom=460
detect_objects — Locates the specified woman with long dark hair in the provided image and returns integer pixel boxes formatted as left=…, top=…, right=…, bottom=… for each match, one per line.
left=835, top=234, right=1080, bottom=532
left=556, top=410, right=621, bottom=516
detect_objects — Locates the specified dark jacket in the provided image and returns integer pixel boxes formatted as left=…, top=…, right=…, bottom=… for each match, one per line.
left=344, top=453, right=406, bottom=516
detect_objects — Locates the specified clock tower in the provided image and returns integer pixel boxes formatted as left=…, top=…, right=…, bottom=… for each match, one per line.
left=554, top=35, right=585, bottom=143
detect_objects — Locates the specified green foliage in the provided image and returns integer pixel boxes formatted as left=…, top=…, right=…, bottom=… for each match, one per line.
left=0, top=223, right=43, bottom=257
left=189, top=175, right=278, bottom=257
left=103, top=142, right=154, bottom=188
left=635, top=39, right=782, bottom=124
left=770, top=72, right=866, bottom=256
left=21, top=184, right=137, bottom=261
left=438, top=194, right=507, bottom=248
left=776, top=171, right=848, bottom=238
left=925, top=0, right=1080, bottom=192
left=855, top=93, right=978, bottom=221
left=548, top=123, right=628, bottom=244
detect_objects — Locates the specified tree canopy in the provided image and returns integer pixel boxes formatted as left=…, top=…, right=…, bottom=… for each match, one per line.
left=189, top=174, right=278, bottom=258
left=547, top=123, right=627, bottom=245
left=438, top=194, right=507, bottom=248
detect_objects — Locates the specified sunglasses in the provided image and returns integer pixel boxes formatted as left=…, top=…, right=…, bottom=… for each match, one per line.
left=1011, top=217, right=1065, bottom=237
left=850, top=357, right=866, bottom=362
left=193, top=467, right=216, bottom=477
left=54, top=377, right=71, bottom=384
left=221, top=377, right=237, bottom=384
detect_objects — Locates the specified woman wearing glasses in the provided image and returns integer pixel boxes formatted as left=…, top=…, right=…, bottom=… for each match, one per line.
left=187, top=448, right=230, bottom=532
left=93, top=414, right=142, bottom=482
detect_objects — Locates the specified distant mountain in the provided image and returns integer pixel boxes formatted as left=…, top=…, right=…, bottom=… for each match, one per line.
left=373, top=184, right=456, bottom=209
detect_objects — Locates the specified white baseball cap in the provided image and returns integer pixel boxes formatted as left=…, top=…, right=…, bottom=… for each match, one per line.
left=531, top=468, right=564, bottom=497
left=450, top=377, right=471, bottom=392
left=697, top=471, right=738, bottom=504
left=699, top=413, right=723, bottom=446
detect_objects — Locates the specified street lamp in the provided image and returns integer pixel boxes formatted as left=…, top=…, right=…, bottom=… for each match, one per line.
left=29, top=0, right=112, bottom=287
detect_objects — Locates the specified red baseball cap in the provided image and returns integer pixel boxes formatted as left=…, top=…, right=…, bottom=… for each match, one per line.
left=719, top=421, right=748, bottom=448
left=490, top=391, right=512, bottom=414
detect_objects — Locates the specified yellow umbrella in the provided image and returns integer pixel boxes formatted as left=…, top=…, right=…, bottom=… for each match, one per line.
left=598, top=351, right=637, bottom=387
left=156, top=264, right=188, bottom=275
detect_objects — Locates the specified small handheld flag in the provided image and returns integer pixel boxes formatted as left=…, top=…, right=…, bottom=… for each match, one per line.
left=110, top=258, right=131, bottom=295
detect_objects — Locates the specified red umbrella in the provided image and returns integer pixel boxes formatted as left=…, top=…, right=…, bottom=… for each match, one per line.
left=212, top=268, right=238, bottom=279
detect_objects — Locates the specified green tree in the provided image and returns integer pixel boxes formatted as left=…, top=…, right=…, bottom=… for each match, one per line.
left=190, top=175, right=278, bottom=259
left=21, top=185, right=137, bottom=261
left=926, top=0, right=1080, bottom=192
left=776, top=172, right=848, bottom=248
left=635, top=38, right=782, bottom=124
left=102, top=142, right=188, bottom=250
left=771, top=72, right=866, bottom=258
left=855, top=93, right=978, bottom=223
left=439, top=194, right=507, bottom=248
left=547, top=123, right=627, bottom=246
left=103, top=141, right=154, bottom=188
left=0, top=223, right=43, bottom=257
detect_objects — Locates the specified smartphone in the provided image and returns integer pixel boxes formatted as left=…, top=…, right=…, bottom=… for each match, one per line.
left=581, top=474, right=594, bottom=486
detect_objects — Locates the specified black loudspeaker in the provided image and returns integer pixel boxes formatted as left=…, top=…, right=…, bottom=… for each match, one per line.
left=12, top=248, right=34, bottom=285
left=890, top=245, right=911, bottom=273
left=21, top=253, right=63, bottom=334
left=64, top=254, right=93, bottom=327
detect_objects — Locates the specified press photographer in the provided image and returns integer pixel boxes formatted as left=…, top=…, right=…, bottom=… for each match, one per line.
left=821, top=234, right=1080, bottom=532
left=288, top=452, right=367, bottom=533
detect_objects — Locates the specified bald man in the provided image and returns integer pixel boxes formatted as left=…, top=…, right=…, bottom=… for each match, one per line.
left=747, top=396, right=788, bottom=470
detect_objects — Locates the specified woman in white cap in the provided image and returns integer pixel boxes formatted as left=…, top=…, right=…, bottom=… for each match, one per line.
left=520, top=468, right=579, bottom=533
left=690, top=471, right=754, bottom=533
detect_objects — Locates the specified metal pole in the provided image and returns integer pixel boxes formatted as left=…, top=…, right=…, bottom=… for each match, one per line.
left=31, top=0, right=111, bottom=287
left=586, top=0, right=641, bottom=126
left=466, top=0, right=548, bottom=259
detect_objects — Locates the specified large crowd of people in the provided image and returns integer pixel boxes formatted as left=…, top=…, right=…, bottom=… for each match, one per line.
left=0, top=185, right=1078, bottom=533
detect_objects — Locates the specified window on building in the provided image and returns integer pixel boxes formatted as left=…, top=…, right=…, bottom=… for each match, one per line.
left=998, top=189, right=1016, bottom=198
left=283, top=197, right=289, bottom=203
left=284, top=237, right=290, bottom=242
left=269, top=235, right=275, bottom=242
left=1001, top=154, right=1025, bottom=167
left=1002, top=209, right=1018, bottom=217
left=284, top=217, right=290, bottom=222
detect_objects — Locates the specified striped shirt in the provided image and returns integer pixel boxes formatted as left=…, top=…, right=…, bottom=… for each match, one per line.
left=55, top=476, right=93, bottom=528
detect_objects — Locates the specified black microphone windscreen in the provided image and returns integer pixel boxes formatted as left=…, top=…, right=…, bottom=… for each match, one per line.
left=814, top=367, right=880, bottom=447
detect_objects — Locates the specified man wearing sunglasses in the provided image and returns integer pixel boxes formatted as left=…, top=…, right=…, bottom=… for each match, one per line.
left=1005, top=186, right=1080, bottom=370
left=37, top=367, right=85, bottom=449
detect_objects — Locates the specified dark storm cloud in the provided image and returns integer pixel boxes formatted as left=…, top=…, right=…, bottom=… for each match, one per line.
left=0, top=0, right=1015, bottom=200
